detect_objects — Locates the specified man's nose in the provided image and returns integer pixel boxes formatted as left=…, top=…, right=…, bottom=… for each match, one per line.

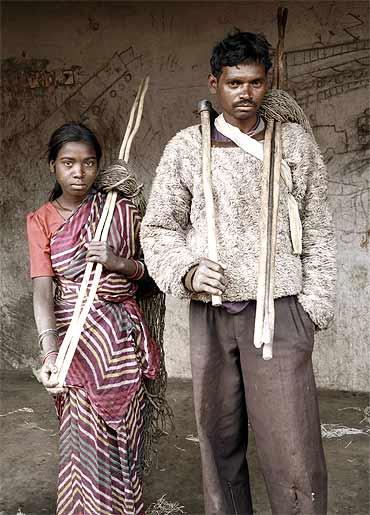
left=240, top=84, right=252, bottom=99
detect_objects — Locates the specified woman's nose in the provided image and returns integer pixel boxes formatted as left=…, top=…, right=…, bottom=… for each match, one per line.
left=72, top=164, right=84, bottom=177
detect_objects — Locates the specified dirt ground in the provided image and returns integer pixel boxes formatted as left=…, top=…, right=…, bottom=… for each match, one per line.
left=0, top=370, right=369, bottom=515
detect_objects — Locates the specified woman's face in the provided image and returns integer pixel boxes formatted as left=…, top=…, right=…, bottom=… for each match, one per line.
left=50, top=141, right=98, bottom=200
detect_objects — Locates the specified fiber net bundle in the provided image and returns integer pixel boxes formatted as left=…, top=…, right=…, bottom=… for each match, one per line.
left=94, top=159, right=146, bottom=213
left=95, top=161, right=173, bottom=472
left=259, top=89, right=313, bottom=135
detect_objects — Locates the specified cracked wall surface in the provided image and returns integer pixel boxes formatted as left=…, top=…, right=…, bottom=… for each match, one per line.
left=1, top=1, right=369, bottom=391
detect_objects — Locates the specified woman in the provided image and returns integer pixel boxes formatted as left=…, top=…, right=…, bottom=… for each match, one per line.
left=27, top=122, right=159, bottom=514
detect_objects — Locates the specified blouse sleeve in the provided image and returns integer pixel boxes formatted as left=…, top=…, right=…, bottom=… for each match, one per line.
left=26, top=212, right=54, bottom=278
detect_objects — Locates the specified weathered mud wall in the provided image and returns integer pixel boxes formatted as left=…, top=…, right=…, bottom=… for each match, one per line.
left=1, top=1, right=369, bottom=391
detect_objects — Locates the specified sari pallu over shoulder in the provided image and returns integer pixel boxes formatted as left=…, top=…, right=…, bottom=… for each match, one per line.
left=50, top=191, right=159, bottom=429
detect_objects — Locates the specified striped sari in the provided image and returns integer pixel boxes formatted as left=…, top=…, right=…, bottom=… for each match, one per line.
left=51, top=192, right=159, bottom=514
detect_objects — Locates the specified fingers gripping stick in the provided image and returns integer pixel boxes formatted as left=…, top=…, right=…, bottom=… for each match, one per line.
left=198, top=100, right=222, bottom=307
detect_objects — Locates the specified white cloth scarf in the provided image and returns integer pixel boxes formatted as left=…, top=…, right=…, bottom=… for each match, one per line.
left=214, top=113, right=302, bottom=255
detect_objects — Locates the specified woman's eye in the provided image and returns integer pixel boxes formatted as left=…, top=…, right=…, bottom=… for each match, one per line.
left=86, top=160, right=95, bottom=167
left=63, top=161, right=72, bottom=167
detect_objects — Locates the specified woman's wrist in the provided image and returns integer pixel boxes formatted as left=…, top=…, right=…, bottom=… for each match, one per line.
left=38, top=328, right=58, bottom=349
left=41, top=349, right=58, bottom=365
left=116, top=258, right=144, bottom=280
left=39, top=334, right=58, bottom=353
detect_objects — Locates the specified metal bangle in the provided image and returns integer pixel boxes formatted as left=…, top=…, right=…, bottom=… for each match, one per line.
left=126, top=259, right=140, bottom=280
left=38, top=328, right=58, bottom=349
left=41, top=350, right=58, bottom=365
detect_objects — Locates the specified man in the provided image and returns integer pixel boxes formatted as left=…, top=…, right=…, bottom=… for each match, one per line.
left=141, top=31, right=335, bottom=515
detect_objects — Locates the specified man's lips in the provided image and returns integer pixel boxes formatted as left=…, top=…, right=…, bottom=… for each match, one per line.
left=233, top=102, right=256, bottom=108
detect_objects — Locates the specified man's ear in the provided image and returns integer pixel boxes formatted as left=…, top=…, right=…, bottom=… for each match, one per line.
left=49, top=161, right=55, bottom=174
left=208, top=73, right=218, bottom=95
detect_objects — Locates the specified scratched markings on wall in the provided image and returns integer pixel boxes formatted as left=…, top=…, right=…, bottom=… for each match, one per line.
left=285, top=39, right=369, bottom=109
left=1, top=47, right=143, bottom=154
left=285, top=38, right=370, bottom=248
left=283, top=14, right=370, bottom=390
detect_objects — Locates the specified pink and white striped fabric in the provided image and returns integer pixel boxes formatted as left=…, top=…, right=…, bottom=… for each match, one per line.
left=50, top=192, right=159, bottom=514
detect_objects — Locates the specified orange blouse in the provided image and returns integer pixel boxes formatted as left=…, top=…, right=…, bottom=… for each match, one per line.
left=26, top=202, right=64, bottom=278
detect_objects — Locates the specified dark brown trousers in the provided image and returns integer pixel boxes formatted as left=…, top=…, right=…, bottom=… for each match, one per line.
left=189, top=296, right=327, bottom=515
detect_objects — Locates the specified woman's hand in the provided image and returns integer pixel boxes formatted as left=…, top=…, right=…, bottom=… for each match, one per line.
left=40, top=354, right=66, bottom=395
left=86, top=241, right=121, bottom=272
left=86, top=241, right=135, bottom=275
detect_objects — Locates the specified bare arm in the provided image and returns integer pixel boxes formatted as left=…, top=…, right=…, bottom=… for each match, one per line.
left=33, top=277, right=65, bottom=394
left=33, top=277, right=56, bottom=342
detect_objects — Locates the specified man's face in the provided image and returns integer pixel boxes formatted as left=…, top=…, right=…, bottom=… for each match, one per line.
left=208, top=62, right=268, bottom=129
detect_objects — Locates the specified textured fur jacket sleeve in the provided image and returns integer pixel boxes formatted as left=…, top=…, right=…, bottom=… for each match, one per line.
left=140, top=130, right=200, bottom=299
left=141, top=123, right=336, bottom=330
left=285, top=125, right=336, bottom=330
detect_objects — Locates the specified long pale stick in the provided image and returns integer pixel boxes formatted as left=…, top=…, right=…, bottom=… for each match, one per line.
left=265, top=121, right=282, bottom=355
left=56, top=191, right=117, bottom=385
left=254, top=120, right=274, bottom=352
left=118, top=78, right=145, bottom=160
left=52, top=79, right=149, bottom=385
left=254, top=122, right=282, bottom=359
left=198, top=99, right=222, bottom=307
left=52, top=193, right=113, bottom=376
left=254, top=7, right=288, bottom=359
left=124, top=76, right=150, bottom=162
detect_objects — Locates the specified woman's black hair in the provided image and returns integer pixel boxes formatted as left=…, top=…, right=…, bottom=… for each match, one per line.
left=47, top=122, right=102, bottom=201
left=210, top=29, right=272, bottom=78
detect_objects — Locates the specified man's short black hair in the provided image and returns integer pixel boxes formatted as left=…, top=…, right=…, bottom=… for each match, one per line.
left=210, top=29, right=272, bottom=78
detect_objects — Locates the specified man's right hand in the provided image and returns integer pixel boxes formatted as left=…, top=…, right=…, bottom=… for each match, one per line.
left=191, top=258, right=226, bottom=296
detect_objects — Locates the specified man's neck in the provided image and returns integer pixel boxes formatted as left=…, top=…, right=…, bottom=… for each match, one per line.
left=222, top=113, right=259, bottom=134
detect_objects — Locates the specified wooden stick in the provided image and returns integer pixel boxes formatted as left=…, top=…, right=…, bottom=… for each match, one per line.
left=254, top=120, right=274, bottom=349
left=118, top=79, right=145, bottom=160
left=262, top=121, right=282, bottom=360
left=124, top=76, right=150, bottom=162
left=254, top=8, right=288, bottom=360
left=56, top=191, right=117, bottom=385
left=198, top=99, right=222, bottom=307
left=273, top=7, right=288, bottom=90
left=51, top=193, right=114, bottom=381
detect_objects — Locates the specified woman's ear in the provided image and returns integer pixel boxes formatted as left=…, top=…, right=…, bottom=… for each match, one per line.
left=49, top=161, right=55, bottom=174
